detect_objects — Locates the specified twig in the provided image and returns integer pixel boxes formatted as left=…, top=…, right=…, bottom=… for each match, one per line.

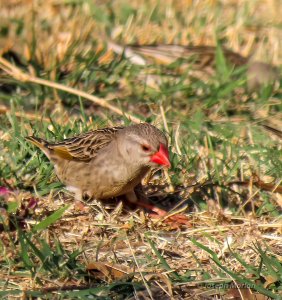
left=159, top=104, right=174, bottom=192
left=126, top=236, right=154, bottom=300
left=174, top=123, right=182, bottom=155
left=0, top=105, right=50, bottom=122
left=0, top=56, right=142, bottom=124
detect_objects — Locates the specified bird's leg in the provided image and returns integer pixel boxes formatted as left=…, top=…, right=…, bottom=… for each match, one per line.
left=66, top=186, right=82, bottom=201
left=66, top=186, right=88, bottom=211
left=125, top=185, right=189, bottom=226
left=125, top=189, right=139, bottom=203
left=137, top=201, right=189, bottom=225
left=125, top=186, right=161, bottom=212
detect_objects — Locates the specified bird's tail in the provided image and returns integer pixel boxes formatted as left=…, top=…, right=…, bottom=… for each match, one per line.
left=25, top=136, right=49, bottom=150
left=25, top=136, right=52, bottom=158
left=26, top=136, right=73, bottom=161
left=262, top=124, right=282, bottom=139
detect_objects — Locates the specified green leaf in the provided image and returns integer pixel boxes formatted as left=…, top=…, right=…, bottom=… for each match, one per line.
left=23, top=234, right=53, bottom=272
left=18, top=231, right=34, bottom=270
left=215, top=43, right=229, bottom=80
left=33, top=205, right=70, bottom=232
left=7, top=201, right=19, bottom=213
left=190, top=238, right=279, bottom=299
left=145, top=233, right=180, bottom=280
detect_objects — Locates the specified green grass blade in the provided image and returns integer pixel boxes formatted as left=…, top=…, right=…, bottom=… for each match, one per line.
left=145, top=233, right=180, bottom=280
left=33, top=205, right=70, bottom=232
left=190, top=238, right=278, bottom=299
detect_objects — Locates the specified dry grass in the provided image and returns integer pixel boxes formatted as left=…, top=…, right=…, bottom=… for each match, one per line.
left=1, top=0, right=281, bottom=65
left=1, top=183, right=281, bottom=298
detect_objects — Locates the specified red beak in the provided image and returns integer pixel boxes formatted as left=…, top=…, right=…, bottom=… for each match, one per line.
left=150, top=143, right=171, bottom=168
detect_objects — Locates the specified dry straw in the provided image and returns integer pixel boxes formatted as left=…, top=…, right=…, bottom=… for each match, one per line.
left=0, top=56, right=142, bottom=124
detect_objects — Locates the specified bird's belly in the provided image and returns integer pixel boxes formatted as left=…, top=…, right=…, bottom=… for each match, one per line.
left=89, top=166, right=146, bottom=199
left=58, top=160, right=149, bottom=200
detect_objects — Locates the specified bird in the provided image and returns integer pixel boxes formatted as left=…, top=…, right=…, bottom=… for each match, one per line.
left=108, top=42, right=280, bottom=91
left=26, top=123, right=188, bottom=222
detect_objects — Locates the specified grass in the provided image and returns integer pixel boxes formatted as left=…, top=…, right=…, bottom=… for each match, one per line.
left=0, top=1, right=281, bottom=299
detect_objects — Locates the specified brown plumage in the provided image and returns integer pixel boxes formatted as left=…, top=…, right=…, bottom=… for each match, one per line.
left=26, top=123, right=170, bottom=204
left=128, top=45, right=280, bottom=90
left=108, top=42, right=280, bottom=91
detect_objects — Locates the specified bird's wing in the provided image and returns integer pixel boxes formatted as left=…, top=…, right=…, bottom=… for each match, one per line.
left=48, top=126, right=124, bottom=161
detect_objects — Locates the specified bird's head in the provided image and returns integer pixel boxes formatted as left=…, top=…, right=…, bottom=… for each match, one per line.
left=117, top=123, right=171, bottom=168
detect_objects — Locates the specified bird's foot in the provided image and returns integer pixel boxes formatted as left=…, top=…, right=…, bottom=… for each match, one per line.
left=74, top=200, right=89, bottom=212
left=139, top=202, right=190, bottom=228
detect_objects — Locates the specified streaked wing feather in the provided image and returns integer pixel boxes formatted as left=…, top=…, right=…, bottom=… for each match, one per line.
left=48, top=126, right=123, bottom=161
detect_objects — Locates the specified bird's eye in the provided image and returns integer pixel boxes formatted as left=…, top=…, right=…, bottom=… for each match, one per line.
left=141, top=144, right=151, bottom=152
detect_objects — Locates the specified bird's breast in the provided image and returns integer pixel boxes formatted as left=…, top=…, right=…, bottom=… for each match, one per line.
left=88, top=160, right=150, bottom=199
left=53, top=154, right=150, bottom=200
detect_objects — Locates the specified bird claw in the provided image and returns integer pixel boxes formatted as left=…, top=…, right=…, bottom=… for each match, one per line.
left=163, top=213, right=190, bottom=224
left=149, top=206, right=168, bottom=216
left=150, top=211, right=189, bottom=221
left=74, top=200, right=89, bottom=212
left=133, top=200, right=189, bottom=227
left=148, top=207, right=190, bottom=227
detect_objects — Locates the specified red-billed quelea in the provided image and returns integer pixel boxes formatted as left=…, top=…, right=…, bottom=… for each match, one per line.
left=26, top=123, right=186, bottom=221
